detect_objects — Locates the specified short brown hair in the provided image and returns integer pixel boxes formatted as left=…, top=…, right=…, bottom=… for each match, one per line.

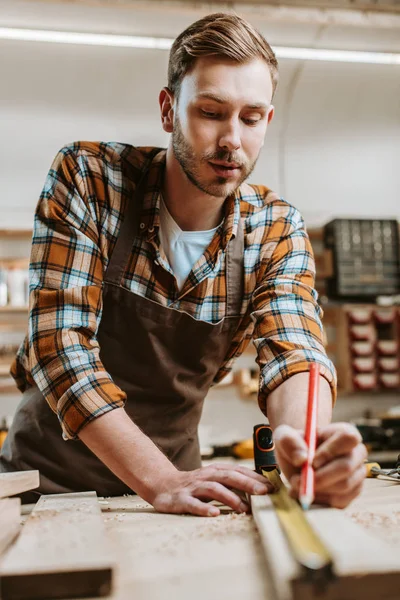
left=168, top=13, right=279, bottom=99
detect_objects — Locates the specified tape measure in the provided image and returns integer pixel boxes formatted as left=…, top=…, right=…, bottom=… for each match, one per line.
left=253, top=424, right=335, bottom=580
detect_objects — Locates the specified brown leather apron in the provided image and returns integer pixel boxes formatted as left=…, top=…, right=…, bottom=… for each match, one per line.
left=0, top=164, right=244, bottom=502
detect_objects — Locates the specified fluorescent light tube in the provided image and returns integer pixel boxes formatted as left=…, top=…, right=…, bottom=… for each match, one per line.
left=276, top=46, right=400, bottom=65
left=0, top=27, right=172, bottom=49
left=0, top=27, right=399, bottom=65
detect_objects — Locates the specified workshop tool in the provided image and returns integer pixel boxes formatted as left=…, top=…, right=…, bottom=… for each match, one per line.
left=253, top=424, right=280, bottom=472
left=201, top=438, right=254, bottom=460
left=253, top=424, right=334, bottom=583
left=365, top=454, right=400, bottom=482
left=299, top=363, right=320, bottom=510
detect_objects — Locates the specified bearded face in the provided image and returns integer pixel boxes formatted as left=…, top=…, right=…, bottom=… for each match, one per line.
left=172, top=113, right=259, bottom=199
left=168, top=57, right=274, bottom=200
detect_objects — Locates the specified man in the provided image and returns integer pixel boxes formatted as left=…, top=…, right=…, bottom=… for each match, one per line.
left=1, top=13, right=366, bottom=514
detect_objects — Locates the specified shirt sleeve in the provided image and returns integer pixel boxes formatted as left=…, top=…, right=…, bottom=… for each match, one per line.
left=27, top=145, right=126, bottom=440
left=251, top=206, right=337, bottom=415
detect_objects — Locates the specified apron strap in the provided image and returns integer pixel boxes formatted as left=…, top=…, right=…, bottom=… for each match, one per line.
left=104, top=155, right=155, bottom=286
left=226, top=215, right=244, bottom=317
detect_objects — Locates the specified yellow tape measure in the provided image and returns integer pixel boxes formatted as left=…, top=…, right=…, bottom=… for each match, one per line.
left=262, top=469, right=334, bottom=576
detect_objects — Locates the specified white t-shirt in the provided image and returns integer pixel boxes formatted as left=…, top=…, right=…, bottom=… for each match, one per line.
left=159, top=197, right=220, bottom=291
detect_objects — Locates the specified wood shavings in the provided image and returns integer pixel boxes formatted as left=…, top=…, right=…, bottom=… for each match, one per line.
left=348, top=510, right=400, bottom=545
left=194, top=512, right=253, bottom=539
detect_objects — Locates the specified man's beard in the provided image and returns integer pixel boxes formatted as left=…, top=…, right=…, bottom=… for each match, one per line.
left=172, top=117, right=258, bottom=198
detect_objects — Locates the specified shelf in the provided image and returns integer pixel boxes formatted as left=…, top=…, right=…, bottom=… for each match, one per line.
left=0, top=258, right=29, bottom=268
left=0, top=376, right=18, bottom=394
left=0, top=385, right=19, bottom=395
left=0, top=230, right=32, bottom=239
left=0, top=306, right=28, bottom=313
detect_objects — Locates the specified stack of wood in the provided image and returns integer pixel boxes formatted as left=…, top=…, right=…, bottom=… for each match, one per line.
left=0, top=472, right=114, bottom=599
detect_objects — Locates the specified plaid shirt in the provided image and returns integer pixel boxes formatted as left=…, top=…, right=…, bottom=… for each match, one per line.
left=11, top=142, right=336, bottom=440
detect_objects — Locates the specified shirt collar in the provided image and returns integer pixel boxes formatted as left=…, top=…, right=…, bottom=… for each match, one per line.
left=137, top=148, right=243, bottom=247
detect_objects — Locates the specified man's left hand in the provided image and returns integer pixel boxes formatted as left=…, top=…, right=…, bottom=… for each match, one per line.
left=273, top=422, right=368, bottom=509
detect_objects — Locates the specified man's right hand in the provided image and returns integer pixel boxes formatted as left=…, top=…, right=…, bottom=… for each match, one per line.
left=148, top=463, right=272, bottom=517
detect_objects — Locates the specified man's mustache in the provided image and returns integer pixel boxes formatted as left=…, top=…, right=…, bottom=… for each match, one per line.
left=204, top=151, right=245, bottom=167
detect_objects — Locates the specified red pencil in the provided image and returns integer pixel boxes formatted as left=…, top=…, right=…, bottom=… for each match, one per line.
left=299, top=363, right=320, bottom=511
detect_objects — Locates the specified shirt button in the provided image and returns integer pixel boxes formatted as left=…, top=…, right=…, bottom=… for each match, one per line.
left=140, top=223, right=146, bottom=230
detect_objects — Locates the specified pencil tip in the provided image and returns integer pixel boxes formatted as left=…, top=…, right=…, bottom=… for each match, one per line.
left=299, top=495, right=312, bottom=511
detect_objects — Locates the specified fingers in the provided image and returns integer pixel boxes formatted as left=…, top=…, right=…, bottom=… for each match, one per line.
left=203, top=466, right=272, bottom=495
left=194, top=481, right=250, bottom=513
left=314, top=443, right=368, bottom=489
left=273, top=424, right=308, bottom=467
left=154, top=491, right=221, bottom=517
left=211, top=463, right=271, bottom=485
left=289, top=438, right=367, bottom=510
left=158, top=493, right=221, bottom=517
left=314, top=423, right=362, bottom=469
left=184, top=497, right=221, bottom=517
left=315, top=472, right=365, bottom=509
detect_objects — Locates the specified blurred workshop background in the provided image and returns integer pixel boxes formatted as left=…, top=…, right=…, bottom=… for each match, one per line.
left=0, top=0, right=399, bottom=463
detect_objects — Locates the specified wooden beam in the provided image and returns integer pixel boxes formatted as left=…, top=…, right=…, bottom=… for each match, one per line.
left=0, top=492, right=114, bottom=600
left=0, top=471, right=40, bottom=499
left=16, top=0, right=400, bottom=27
left=0, top=498, right=21, bottom=556
left=252, top=493, right=400, bottom=600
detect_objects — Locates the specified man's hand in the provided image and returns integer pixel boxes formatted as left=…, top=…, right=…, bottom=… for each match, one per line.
left=78, top=408, right=271, bottom=516
left=273, top=422, right=367, bottom=509
left=148, top=463, right=272, bottom=517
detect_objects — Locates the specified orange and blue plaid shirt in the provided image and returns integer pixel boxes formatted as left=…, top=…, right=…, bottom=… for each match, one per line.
left=11, top=142, right=336, bottom=439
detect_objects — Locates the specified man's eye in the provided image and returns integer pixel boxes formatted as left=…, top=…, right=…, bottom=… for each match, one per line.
left=243, top=118, right=261, bottom=126
left=201, top=110, right=219, bottom=119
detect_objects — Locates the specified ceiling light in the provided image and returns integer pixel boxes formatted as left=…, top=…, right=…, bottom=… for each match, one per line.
left=0, top=27, right=399, bottom=65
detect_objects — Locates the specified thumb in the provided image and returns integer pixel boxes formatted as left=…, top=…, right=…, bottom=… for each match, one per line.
left=274, top=424, right=308, bottom=467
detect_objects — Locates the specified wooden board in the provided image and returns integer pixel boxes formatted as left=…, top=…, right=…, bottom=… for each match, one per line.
left=4, top=479, right=397, bottom=600
left=251, top=493, right=400, bottom=600
left=0, top=491, right=114, bottom=600
left=0, top=471, right=39, bottom=499
left=0, top=498, right=21, bottom=555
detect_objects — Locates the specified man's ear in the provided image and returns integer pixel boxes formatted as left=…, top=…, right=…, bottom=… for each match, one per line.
left=159, top=87, right=175, bottom=133
left=267, top=105, right=275, bottom=125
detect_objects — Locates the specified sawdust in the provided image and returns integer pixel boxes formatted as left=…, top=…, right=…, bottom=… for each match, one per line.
left=194, top=512, right=254, bottom=538
left=158, top=512, right=257, bottom=553
left=349, top=510, right=400, bottom=545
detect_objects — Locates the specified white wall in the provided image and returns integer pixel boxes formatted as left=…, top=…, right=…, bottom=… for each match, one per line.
left=0, top=1, right=399, bottom=229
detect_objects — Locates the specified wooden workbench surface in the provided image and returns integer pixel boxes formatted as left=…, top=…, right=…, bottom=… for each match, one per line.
left=91, top=478, right=399, bottom=600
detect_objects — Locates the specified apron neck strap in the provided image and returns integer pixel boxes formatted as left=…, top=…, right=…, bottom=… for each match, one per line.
left=226, top=216, right=244, bottom=317
left=104, top=162, right=151, bottom=286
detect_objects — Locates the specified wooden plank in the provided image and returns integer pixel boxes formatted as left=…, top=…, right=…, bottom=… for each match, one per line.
left=0, top=491, right=114, bottom=600
left=0, top=498, right=21, bottom=555
left=252, top=493, right=400, bottom=600
left=0, top=472, right=40, bottom=499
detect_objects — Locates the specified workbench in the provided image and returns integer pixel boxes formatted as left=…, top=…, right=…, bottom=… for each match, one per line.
left=37, top=477, right=396, bottom=600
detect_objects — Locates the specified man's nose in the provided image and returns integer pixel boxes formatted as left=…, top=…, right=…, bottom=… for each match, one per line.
left=218, top=119, right=241, bottom=152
